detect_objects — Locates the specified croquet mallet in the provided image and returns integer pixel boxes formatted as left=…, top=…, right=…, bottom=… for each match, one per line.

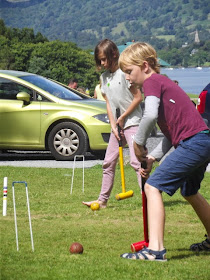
left=131, top=161, right=149, bottom=251
left=115, top=108, right=134, bottom=200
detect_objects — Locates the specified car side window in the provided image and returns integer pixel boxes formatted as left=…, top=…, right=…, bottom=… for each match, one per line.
left=0, top=78, right=19, bottom=100
left=0, top=78, right=34, bottom=100
left=35, top=92, right=51, bottom=102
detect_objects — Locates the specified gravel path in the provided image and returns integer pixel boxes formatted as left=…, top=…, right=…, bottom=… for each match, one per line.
left=0, top=134, right=163, bottom=168
left=0, top=133, right=209, bottom=171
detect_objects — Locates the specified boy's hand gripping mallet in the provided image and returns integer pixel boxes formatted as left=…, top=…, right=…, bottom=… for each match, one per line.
left=131, top=161, right=149, bottom=251
left=115, top=108, right=134, bottom=200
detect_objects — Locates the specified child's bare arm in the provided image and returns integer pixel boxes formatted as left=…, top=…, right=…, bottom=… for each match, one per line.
left=117, top=86, right=142, bottom=128
left=104, top=95, right=120, bottom=140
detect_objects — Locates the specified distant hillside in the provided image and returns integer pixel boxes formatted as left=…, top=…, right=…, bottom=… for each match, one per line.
left=1, top=0, right=210, bottom=49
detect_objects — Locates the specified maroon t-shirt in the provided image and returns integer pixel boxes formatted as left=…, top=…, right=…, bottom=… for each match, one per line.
left=143, top=73, right=208, bottom=147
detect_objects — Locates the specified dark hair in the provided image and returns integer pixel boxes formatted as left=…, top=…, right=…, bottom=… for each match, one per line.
left=68, top=78, right=78, bottom=84
left=94, top=39, right=119, bottom=70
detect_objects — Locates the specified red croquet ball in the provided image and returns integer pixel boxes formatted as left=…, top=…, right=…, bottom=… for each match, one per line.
left=69, top=242, right=84, bottom=254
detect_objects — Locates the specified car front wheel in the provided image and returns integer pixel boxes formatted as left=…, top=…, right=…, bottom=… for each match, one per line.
left=48, top=122, right=88, bottom=161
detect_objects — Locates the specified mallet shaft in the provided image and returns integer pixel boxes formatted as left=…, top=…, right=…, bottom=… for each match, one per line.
left=119, top=147, right=126, bottom=193
left=3, top=177, right=8, bottom=216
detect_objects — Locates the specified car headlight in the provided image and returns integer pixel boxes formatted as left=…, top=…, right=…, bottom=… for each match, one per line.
left=93, top=114, right=110, bottom=124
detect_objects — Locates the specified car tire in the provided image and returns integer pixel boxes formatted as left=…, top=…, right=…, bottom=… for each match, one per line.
left=48, top=122, right=88, bottom=161
left=91, top=150, right=106, bottom=160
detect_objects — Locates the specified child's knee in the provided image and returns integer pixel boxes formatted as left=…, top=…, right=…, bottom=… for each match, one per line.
left=144, top=183, right=149, bottom=193
left=145, top=183, right=158, bottom=195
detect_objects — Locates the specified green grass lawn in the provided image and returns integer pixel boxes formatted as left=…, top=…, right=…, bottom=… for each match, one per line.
left=0, top=165, right=209, bottom=280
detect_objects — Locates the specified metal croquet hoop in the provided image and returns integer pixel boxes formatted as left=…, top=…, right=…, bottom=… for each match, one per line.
left=70, top=155, right=85, bottom=194
left=12, top=181, right=34, bottom=252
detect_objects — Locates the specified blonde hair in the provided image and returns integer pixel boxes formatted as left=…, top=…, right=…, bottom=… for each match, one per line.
left=119, top=42, right=160, bottom=74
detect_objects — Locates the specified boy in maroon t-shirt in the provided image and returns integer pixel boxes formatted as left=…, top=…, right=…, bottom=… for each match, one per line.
left=118, top=42, right=210, bottom=261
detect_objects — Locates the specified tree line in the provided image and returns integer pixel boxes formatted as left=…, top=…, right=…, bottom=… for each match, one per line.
left=1, top=0, right=209, bottom=49
left=0, top=19, right=209, bottom=95
left=158, top=40, right=210, bottom=67
left=0, top=20, right=100, bottom=94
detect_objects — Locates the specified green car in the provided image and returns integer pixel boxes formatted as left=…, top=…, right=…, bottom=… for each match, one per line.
left=0, top=70, right=110, bottom=160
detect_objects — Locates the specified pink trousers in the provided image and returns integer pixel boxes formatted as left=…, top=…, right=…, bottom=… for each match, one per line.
left=98, top=126, right=142, bottom=202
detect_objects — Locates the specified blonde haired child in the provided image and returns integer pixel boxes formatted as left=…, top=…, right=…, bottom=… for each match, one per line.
left=119, top=42, right=210, bottom=261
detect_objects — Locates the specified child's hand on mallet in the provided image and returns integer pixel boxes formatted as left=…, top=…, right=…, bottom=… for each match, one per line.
left=113, top=126, right=120, bottom=141
left=140, top=156, right=155, bottom=178
left=116, top=115, right=125, bottom=130
left=133, top=142, right=148, bottom=162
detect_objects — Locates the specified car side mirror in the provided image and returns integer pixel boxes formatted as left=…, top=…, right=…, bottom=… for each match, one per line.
left=16, top=92, right=30, bottom=105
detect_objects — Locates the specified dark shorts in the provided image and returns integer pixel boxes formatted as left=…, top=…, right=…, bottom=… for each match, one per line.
left=147, top=131, right=210, bottom=196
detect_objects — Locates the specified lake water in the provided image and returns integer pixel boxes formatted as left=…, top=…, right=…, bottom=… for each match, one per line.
left=160, top=67, right=210, bottom=95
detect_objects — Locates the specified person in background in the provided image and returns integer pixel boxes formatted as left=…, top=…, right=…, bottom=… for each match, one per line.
left=82, top=39, right=143, bottom=209
left=85, top=88, right=90, bottom=95
left=118, top=42, right=210, bottom=261
left=173, top=80, right=179, bottom=85
left=68, top=78, right=78, bottom=89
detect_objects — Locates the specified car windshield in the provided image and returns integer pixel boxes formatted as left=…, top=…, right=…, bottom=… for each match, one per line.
left=21, top=75, right=83, bottom=100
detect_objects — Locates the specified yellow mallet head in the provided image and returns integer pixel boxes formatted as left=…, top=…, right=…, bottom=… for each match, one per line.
left=115, top=190, right=134, bottom=200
